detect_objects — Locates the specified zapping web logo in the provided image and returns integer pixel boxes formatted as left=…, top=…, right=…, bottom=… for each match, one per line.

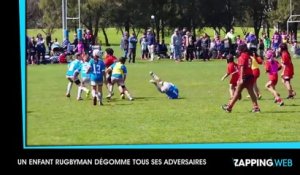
left=233, top=158, right=293, bottom=167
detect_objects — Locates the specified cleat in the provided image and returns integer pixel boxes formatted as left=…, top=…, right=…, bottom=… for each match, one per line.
left=120, top=94, right=125, bottom=99
left=106, top=94, right=112, bottom=99
left=149, top=71, right=154, bottom=76
left=86, top=90, right=91, bottom=98
left=258, top=94, right=262, bottom=100
left=287, top=91, right=296, bottom=99
left=149, top=79, right=156, bottom=83
left=66, top=93, right=70, bottom=98
left=221, top=104, right=232, bottom=113
left=93, top=96, right=97, bottom=106
left=129, top=97, right=134, bottom=101
left=77, top=97, right=83, bottom=101
left=251, top=107, right=261, bottom=113
left=278, top=101, right=284, bottom=106
left=99, top=101, right=104, bottom=106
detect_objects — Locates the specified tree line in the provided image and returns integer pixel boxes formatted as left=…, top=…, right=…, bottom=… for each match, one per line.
left=27, top=0, right=300, bottom=46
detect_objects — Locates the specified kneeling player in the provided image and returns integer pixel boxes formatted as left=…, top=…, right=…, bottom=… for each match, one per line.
left=149, top=71, right=179, bottom=99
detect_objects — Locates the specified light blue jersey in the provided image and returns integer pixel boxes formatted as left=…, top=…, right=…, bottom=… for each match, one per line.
left=66, top=59, right=81, bottom=76
left=79, top=62, right=91, bottom=79
left=89, top=59, right=105, bottom=82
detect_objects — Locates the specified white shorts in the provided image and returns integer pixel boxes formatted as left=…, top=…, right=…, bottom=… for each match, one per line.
left=91, top=80, right=103, bottom=86
left=161, top=82, right=172, bottom=92
left=81, top=77, right=90, bottom=85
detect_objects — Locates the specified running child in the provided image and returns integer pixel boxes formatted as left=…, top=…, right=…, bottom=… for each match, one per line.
left=106, top=57, right=134, bottom=101
left=264, top=49, right=284, bottom=106
left=222, top=44, right=260, bottom=113
left=104, top=48, right=117, bottom=99
left=250, top=51, right=263, bottom=99
left=65, top=52, right=82, bottom=98
left=77, top=53, right=91, bottom=100
left=279, top=43, right=296, bottom=99
left=221, top=54, right=239, bottom=100
left=87, top=49, right=106, bottom=106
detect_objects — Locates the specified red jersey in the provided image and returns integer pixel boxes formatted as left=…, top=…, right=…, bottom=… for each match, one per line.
left=281, top=51, right=294, bottom=77
left=237, top=52, right=253, bottom=78
left=227, top=62, right=239, bottom=85
left=104, top=55, right=117, bottom=68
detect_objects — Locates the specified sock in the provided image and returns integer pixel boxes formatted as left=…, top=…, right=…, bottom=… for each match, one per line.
left=97, top=92, right=102, bottom=103
left=125, top=91, right=132, bottom=99
left=92, top=89, right=96, bottom=97
left=81, top=86, right=89, bottom=93
left=66, top=82, right=73, bottom=94
left=108, top=84, right=113, bottom=95
left=77, top=87, right=82, bottom=99
left=151, top=73, right=159, bottom=81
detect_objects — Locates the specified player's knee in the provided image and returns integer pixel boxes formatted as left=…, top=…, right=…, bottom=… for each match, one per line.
left=75, top=79, right=81, bottom=85
left=121, top=85, right=126, bottom=89
left=67, top=78, right=74, bottom=83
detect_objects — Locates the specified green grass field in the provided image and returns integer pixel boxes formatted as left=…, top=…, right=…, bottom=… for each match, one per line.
left=27, top=57, right=300, bottom=145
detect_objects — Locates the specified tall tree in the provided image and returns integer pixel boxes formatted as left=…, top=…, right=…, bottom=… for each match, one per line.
left=81, top=0, right=105, bottom=44
left=38, top=0, right=61, bottom=35
left=243, top=0, right=268, bottom=37
left=26, top=0, right=43, bottom=29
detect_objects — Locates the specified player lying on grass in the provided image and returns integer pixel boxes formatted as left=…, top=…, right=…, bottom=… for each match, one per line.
left=264, top=49, right=284, bottom=106
left=106, top=57, right=134, bottom=101
left=149, top=71, right=179, bottom=99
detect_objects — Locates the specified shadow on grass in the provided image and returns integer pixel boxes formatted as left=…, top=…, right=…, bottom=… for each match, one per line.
left=105, top=102, right=133, bottom=106
left=115, top=103, right=134, bottom=106
left=133, top=96, right=162, bottom=100
left=176, top=97, right=185, bottom=100
left=284, top=104, right=300, bottom=107
left=262, top=110, right=300, bottom=114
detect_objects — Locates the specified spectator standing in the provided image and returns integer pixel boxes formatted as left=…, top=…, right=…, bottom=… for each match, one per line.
left=140, top=33, right=148, bottom=60
left=128, top=32, right=138, bottom=63
left=120, top=31, right=129, bottom=59
left=170, top=28, right=182, bottom=62
left=147, top=29, right=156, bottom=61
